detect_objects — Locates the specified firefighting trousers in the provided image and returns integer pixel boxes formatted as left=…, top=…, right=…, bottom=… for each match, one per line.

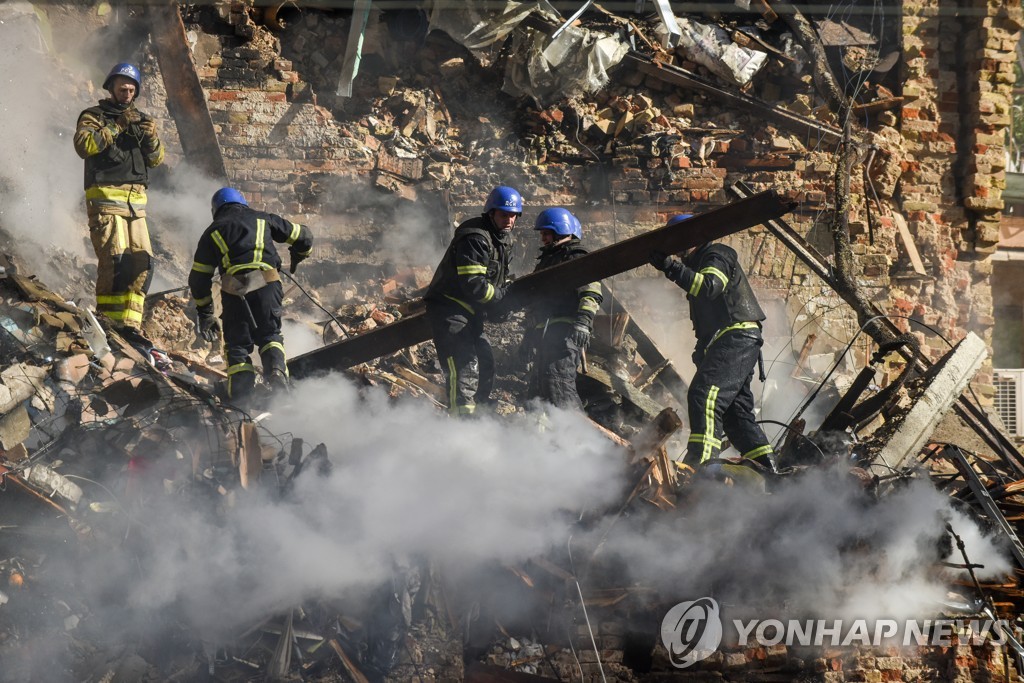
left=427, top=306, right=493, bottom=416
left=685, top=331, right=773, bottom=465
left=528, top=324, right=583, bottom=410
left=222, top=280, right=286, bottom=399
left=88, top=211, right=153, bottom=330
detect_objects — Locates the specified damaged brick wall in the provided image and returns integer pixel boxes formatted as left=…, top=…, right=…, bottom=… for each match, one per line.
left=137, top=2, right=1022, bottom=401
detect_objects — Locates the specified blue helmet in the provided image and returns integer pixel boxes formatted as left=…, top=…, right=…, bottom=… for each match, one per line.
left=666, top=213, right=694, bottom=228
left=570, top=213, right=582, bottom=240
left=103, top=62, right=142, bottom=93
left=534, top=207, right=577, bottom=238
left=211, top=187, right=248, bottom=216
left=484, top=186, right=523, bottom=215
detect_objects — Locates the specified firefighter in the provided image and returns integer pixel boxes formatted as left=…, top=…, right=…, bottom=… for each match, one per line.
left=424, top=185, right=523, bottom=417
left=73, top=62, right=164, bottom=334
left=649, top=214, right=774, bottom=467
left=189, top=188, right=313, bottom=402
left=520, top=208, right=602, bottom=410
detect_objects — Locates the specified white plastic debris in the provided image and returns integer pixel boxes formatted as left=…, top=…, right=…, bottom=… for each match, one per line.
left=676, top=17, right=768, bottom=86
left=80, top=309, right=111, bottom=360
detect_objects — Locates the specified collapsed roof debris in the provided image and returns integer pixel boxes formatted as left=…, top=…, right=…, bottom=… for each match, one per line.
left=4, top=0, right=1024, bottom=681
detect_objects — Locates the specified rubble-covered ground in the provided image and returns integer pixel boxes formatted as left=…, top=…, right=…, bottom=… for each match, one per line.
left=3, top=1, right=1024, bottom=682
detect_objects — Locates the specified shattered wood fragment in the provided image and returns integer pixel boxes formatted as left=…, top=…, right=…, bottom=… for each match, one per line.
left=328, top=639, right=371, bottom=683
left=266, top=609, right=293, bottom=678
left=852, top=96, right=905, bottom=116
left=582, top=365, right=664, bottom=419
left=718, top=154, right=796, bottom=170
left=587, top=418, right=631, bottom=448
left=628, top=408, right=682, bottom=466
left=633, top=358, right=670, bottom=390
left=504, top=564, right=535, bottom=588
left=392, top=365, right=445, bottom=401
left=239, top=421, right=263, bottom=489
left=529, top=556, right=574, bottom=582
left=792, top=334, right=817, bottom=378
left=581, top=588, right=631, bottom=607
left=892, top=212, right=927, bottom=275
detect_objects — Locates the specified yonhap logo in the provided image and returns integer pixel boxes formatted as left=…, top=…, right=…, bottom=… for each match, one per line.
left=660, top=597, right=723, bottom=668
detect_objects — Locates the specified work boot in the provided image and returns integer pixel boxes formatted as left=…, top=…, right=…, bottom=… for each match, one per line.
left=266, top=368, right=291, bottom=393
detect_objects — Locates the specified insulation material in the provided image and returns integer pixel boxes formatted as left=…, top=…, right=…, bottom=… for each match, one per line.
left=502, top=25, right=629, bottom=105
left=427, top=0, right=558, bottom=67
left=677, top=17, right=768, bottom=87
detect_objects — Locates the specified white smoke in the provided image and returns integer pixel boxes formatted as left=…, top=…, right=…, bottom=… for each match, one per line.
left=104, top=374, right=629, bottom=636
left=0, top=3, right=89, bottom=282
left=593, top=465, right=1011, bottom=623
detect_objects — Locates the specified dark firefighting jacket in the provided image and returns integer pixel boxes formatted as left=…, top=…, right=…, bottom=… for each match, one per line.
left=424, top=214, right=511, bottom=317
left=73, top=99, right=165, bottom=213
left=665, top=242, right=765, bottom=351
left=527, top=238, right=602, bottom=331
left=189, top=204, right=313, bottom=308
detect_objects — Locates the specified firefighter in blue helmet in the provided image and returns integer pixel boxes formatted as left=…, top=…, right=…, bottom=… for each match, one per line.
left=189, top=188, right=314, bottom=403
left=649, top=214, right=773, bottom=467
left=520, top=208, right=602, bottom=410
left=73, top=62, right=164, bottom=333
left=424, top=186, right=522, bottom=416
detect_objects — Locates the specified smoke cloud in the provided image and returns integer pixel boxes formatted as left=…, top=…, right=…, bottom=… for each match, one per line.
left=79, top=375, right=628, bottom=637
left=0, top=4, right=89, bottom=283
left=593, top=464, right=1011, bottom=623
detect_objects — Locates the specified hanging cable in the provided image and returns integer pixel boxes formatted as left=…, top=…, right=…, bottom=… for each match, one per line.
left=280, top=269, right=348, bottom=345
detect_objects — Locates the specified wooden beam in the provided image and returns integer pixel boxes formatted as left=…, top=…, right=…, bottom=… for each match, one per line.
left=146, top=0, right=227, bottom=179
left=289, top=190, right=794, bottom=378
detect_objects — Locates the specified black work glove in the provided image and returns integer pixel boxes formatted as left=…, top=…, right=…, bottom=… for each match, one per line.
left=289, top=250, right=307, bottom=274
left=490, top=282, right=509, bottom=305
left=518, top=328, right=540, bottom=364
left=649, top=250, right=674, bottom=273
left=569, top=324, right=591, bottom=349
left=196, top=305, right=221, bottom=343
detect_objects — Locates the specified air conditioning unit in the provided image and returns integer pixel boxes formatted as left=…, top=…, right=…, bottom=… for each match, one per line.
left=994, top=369, right=1024, bottom=437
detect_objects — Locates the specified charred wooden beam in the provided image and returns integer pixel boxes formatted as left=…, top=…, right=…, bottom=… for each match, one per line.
left=146, top=0, right=227, bottom=179
left=625, top=53, right=843, bottom=149
left=289, top=190, right=794, bottom=378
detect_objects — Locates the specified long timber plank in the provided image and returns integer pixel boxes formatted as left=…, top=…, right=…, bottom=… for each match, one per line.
left=289, top=190, right=794, bottom=378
